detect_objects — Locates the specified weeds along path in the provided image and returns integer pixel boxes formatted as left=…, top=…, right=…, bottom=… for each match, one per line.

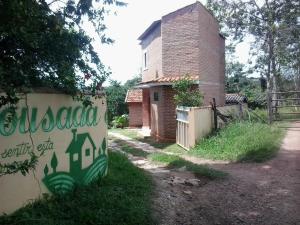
left=109, top=126, right=300, bottom=225
left=208, top=122, right=300, bottom=225
left=108, top=132, right=227, bottom=225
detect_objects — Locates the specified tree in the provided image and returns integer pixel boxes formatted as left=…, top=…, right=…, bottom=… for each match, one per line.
left=207, top=0, right=300, bottom=93
left=105, top=75, right=141, bottom=125
left=105, top=80, right=127, bottom=123
left=0, top=0, right=126, bottom=107
left=0, top=0, right=125, bottom=176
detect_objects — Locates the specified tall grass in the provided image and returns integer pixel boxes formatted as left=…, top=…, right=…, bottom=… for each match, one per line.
left=190, top=122, right=284, bottom=162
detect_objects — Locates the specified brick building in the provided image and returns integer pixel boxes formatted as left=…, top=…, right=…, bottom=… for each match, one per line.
left=127, top=2, right=225, bottom=141
left=125, top=89, right=143, bottom=127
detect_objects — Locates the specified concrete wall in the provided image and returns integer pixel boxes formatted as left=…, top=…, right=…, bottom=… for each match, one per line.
left=177, top=104, right=247, bottom=149
left=128, top=102, right=143, bottom=127
left=141, top=23, right=162, bottom=82
left=0, top=93, right=107, bottom=214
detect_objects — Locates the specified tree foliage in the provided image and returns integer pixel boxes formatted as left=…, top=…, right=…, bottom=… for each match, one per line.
left=105, top=75, right=141, bottom=124
left=0, top=0, right=125, bottom=176
left=207, top=0, right=300, bottom=92
left=173, top=75, right=203, bottom=107
left=0, top=0, right=126, bottom=107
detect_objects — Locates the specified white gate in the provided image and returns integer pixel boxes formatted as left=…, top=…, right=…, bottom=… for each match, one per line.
left=176, top=107, right=189, bottom=150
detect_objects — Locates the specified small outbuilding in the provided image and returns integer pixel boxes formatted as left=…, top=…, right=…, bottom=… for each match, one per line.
left=125, top=89, right=143, bottom=127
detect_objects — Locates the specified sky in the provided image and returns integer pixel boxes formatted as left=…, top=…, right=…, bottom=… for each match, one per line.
left=88, top=0, right=251, bottom=84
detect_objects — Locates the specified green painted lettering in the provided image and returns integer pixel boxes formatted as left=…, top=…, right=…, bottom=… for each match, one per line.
left=41, top=107, right=55, bottom=132
left=85, top=107, right=99, bottom=126
left=80, top=107, right=87, bottom=127
left=18, top=108, right=39, bottom=134
left=0, top=108, right=17, bottom=136
left=56, top=107, right=72, bottom=130
left=72, top=106, right=82, bottom=128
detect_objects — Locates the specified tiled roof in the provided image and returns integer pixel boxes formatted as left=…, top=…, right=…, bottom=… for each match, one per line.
left=140, top=75, right=199, bottom=84
left=225, top=93, right=247, bottom=104
left=125, top=89, right=142, bottom=103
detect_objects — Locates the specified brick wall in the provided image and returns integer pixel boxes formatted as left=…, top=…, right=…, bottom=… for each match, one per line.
left=161, top=4, right=200, bottom=78
left=142, top=88, right=150, bottom=128
left=161, top=2, right=225, bottom=106
left=196, top=3, right=225, bottom=106
left=150, top=86, right=177, bottom=141
left=141, top=23, right=162, bottom=82
left=128, top=102, right=143, bottom=127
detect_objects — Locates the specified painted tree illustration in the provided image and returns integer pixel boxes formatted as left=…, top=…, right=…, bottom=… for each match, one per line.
left=44, top=164, right=49, bottom=176
left=102, top=138, right=106, bottom=154
left=51, top=152, right=58, bottom=173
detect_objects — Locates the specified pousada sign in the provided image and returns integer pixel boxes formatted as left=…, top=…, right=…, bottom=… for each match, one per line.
left=0, top=105, right=101, bottom=136
left=0, top=93, right=108, bottom=214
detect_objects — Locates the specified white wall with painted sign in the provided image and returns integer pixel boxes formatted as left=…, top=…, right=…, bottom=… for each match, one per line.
left=0, top=93, right=107, bottom=214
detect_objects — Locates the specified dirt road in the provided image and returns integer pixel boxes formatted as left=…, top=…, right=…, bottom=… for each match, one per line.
left=109, top=123, right=300, bottom=225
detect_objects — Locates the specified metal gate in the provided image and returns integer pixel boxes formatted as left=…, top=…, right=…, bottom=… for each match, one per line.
left=176, top=107, right=189, bottom=150
left=268, top=91, right=300, bottom=124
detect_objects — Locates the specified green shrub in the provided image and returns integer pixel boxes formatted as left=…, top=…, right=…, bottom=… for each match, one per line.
left=111, top=114, right=129, bottom=128
left=172, top=75, right=203, bottom=107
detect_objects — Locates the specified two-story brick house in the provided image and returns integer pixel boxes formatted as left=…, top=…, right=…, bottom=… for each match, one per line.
left=126, top=2, right=225, bottom=141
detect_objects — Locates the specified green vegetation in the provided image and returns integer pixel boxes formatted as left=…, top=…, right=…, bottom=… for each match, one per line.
left=149, top=153, right=227, bottom=179
left=106, top=76, right=141, bottom=125
left=111, top=114, right=129, bottom=128
left=0, top=152, right=154, bottom=225
left=190, top=122, right=284, bottom=162
left=172, top=75, right=203, bottom=107
left=110, top=128, right=143, bottom=139
left=109, top=135, right=225, bottom=179
left=118, top=142, right=149, bottom=158
left=109, top=128, right=186, bottom=154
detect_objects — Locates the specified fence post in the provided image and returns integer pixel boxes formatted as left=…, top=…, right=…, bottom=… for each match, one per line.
left=267, top=92, right=273, bottom=124
left=212, top=98, right=218, bottom=130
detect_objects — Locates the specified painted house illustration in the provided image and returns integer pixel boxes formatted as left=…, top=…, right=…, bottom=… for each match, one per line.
left=43, top=130, right=108, bottom=194
left=126, top=2, right=225, bottom=141
left=66, top=129, right=97, bottom=175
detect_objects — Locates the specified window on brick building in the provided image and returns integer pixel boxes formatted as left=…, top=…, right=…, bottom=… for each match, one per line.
left=143, top=51, right=148, bottom=70
left=154, top=92, right=159, bottom=101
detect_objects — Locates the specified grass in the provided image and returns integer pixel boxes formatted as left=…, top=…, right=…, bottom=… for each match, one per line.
left=112, top=138, right=149, bottom=157
left=109, top=128, right=143, bottom=139
left=148, top=153, right=227, bottom=180
left=0, top=152, right=154, bottom=225
left=190, top=122, right=284, bottom=162
left=109, top=128, right=186, bottom=154
left=110, top=137, right=226, bottom=180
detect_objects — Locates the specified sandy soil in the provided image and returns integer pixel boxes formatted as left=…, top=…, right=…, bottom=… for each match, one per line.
left=109, top=122, right=300, bottom=225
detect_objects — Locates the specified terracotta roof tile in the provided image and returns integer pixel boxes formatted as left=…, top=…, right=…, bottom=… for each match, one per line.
left=140, top=75, right=199, bottom=84
left=225, top=93, right=247, bottom=104
left=125, top=89, right=142, bottom=103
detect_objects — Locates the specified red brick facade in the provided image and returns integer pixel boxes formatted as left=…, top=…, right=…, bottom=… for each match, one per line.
left=142, top=88, right=151, bottom=128
left=137, top=2, right=225, bottom=141
left=128, top=102, right=143, bottom=127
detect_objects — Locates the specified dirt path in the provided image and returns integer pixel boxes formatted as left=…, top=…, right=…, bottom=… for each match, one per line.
left=109, top=124, right=300, bottom=225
